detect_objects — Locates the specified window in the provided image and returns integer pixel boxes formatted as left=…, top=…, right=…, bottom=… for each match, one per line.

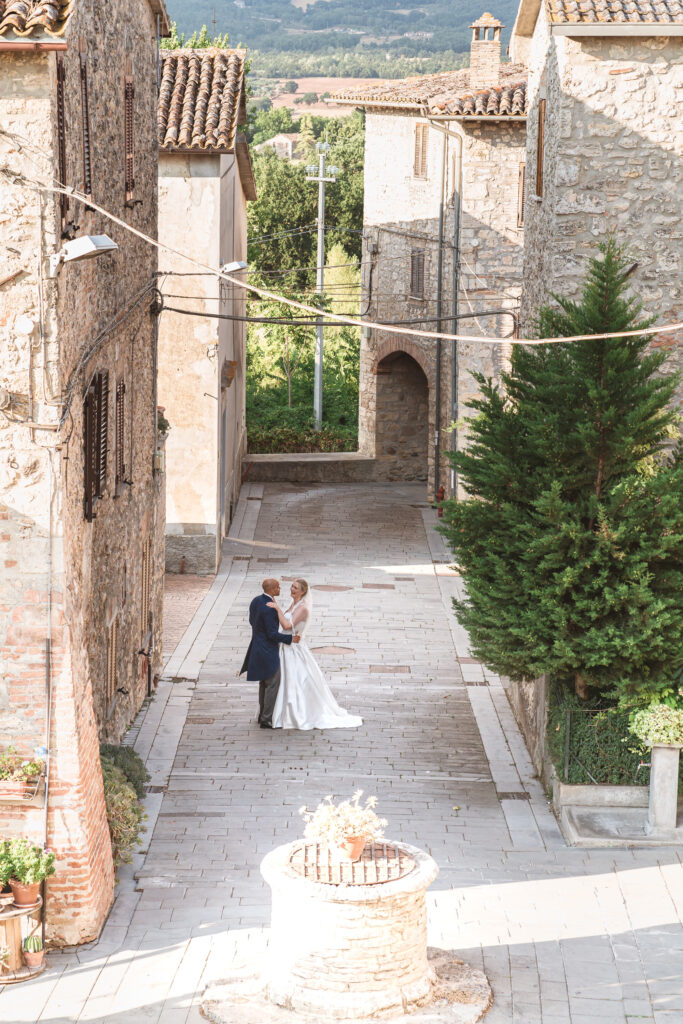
left=106, top=617, right=118, bottom=709
left=115, top=379, right=126, bottom=490
left=536, top=99, right=546, bottom=198
left=140, top=537, right=152, bottom=640
left=124, top=73, right=136, bottom=204
left=410, top=249, right=425, bottom=299
left=414, top=123, right=428, bottom=178
left=83, top=371, right=109, bottom=521
left=80, top=53, right=93, bottom=196
left=518, top=162, right=526, bottom=227
left=56, top=55, right=69, bottom=232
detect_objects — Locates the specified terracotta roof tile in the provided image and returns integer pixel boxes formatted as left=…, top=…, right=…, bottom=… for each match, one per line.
left=0, top=0, right=74, bottom=37
left=158, top=49, right=247, bottom=153
left=331, top=65, right=528, bottom=118
left=546, top=0, right=683, bottom=22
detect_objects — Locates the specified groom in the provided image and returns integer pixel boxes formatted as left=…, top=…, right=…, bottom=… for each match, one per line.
left=240, top=579, right=299, bottom=728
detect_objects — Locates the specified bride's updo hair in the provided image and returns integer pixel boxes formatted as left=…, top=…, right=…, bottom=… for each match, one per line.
left=294, top=578, right=309, bottom=597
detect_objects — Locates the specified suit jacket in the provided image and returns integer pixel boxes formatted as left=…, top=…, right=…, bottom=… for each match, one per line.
left=240, top=593, right=292, bottom=681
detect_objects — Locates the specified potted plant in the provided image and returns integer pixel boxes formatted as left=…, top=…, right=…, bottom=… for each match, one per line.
left=0, top=748, right=45, bottom=800
left=7, top=838, right=55, bottom=907
left=630, top=704, right=683, bottom=748
left=22, top=935, right=44, bottom=970
left=300, top=791, right=388, bottom=862
left=0, top=839, right=13, bottom=907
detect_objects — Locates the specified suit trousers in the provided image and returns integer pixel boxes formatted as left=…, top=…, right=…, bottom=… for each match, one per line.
left=259, top=666, right=281, bottom=726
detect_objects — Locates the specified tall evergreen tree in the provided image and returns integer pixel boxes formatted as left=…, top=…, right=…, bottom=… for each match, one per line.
left=441, top=240, right=682, bottom=701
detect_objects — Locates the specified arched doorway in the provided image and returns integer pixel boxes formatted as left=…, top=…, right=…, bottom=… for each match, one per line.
left=375, top=352, right=429, bottom=481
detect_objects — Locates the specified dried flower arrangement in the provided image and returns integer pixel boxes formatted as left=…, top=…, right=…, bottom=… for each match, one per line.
left=300, top=790, right=387, bottom=846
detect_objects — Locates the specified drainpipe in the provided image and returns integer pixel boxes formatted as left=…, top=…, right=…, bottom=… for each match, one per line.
left=450, top=133, right=463, bottom=498
left=433, top=129, right=448, bottom=498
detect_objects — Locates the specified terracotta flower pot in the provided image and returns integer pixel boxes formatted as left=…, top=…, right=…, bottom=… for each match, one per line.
left=0, top=887, right=13, bottom=908
left=335, top=835, right=366, bottom=861
left=9, top=879, right=41, bottom=907
left=23, top=950, right=44, bottom=970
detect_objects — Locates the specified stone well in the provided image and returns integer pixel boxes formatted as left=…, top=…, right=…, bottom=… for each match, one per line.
left=261, top=841, right=437, bottom=1018
left=201, top=840, right=492, bottom=1024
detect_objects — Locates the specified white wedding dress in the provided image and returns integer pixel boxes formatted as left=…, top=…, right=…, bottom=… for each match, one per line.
left=271, top=601, right=362, bottom=731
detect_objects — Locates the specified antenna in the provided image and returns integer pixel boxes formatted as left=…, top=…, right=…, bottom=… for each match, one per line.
left=212, top=6, right=217, bottom=38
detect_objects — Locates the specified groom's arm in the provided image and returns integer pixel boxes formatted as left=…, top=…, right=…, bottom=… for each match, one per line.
left=263, top=606, right=293, bottom=646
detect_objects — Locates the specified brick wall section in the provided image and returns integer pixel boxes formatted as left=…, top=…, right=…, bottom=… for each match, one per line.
left=519, top=12, right=682, bottom=405
left=360, top=112, right=525, bottom=497
left=0, top=0, right=164, bottom=945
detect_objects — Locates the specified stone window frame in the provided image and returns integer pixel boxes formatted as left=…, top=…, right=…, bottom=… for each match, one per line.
left=410, top=249, right=426, bottom=299
left=413, top=122, right=429, bottom=179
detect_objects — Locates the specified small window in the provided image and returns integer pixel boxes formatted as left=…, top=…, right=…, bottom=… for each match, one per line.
left=84, top=371, right=109, bottom=521
left=80, top=53, right=93, bottom=196
left=518, top=162, right=526, bottom=227
left=124, top=74, right=136, bottom=204
left=115, top=379, right=126, bottom=489
left=410, top=249, right=425, bottom=299
left=536, top=99, right=546, bottom=198
left=106, top=616, right=118, bottom=709
left=56, top=55, right=69, bottom=232
left=414, top=123, right=428, bottom=178
left=140, top=537, right=152, bottom=640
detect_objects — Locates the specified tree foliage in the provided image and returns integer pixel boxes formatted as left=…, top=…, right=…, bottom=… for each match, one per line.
left=440, top=240, right=683, bottom=703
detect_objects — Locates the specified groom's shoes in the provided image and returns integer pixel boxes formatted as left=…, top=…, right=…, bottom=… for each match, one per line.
left=259, top=719, right=273, bottom=729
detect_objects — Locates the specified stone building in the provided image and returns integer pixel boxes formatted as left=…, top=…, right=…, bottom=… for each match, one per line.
left=157, top=48, right=256, bottom=574
left=512, top=0, right=683, bottom=399
left=0, top=0, right=169, bottom=944
left=254, top=132, right=305, bottom=162
left=332, top=13, right=527, bottom=497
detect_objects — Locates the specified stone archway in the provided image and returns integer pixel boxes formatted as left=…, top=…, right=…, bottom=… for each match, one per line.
left=374, top=350, right=429, bottom=481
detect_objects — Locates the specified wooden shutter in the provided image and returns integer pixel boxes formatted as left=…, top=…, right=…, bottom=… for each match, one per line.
left=84, top=381, right=98, bottom=521
left=518, top=162, right=526, bottom=227
left=414, top=123, right=428, bottom=178
left=80, top=54, right=93, bottom=196
left=536, top=99, right=546, bottom=198
left=115, top=379, right=126, bottom=487
left=140, top=537, right=152, bottom=639
left=106, top=617, right=118, bottom=707
left=56, top=56, right=69, bottom=230
left=96, top=371, right=109, bottom=498
left=410, top=249, right=425, bottom=298
left=124, top=76, right=135, bottom=203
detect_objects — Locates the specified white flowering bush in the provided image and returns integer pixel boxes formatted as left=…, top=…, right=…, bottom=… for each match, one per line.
left=300, top=791, right=388, bottom=845
left=630, top=705, right=683, bottom=748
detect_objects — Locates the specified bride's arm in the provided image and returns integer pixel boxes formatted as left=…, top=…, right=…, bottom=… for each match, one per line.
left=289, top=606, right=308, bottom=632
left=267, top=600, right=291, bottom=630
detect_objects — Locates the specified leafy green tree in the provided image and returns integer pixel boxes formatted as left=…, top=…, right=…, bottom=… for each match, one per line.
left=161, top=21, right=231, bottom=50
left=283, top=80, right=299, bottom=94
left=440, top=240, right=683, bottom=703
left=246, top=106, right=294, bottom=145
left=248, top=152, right=318, bottom=284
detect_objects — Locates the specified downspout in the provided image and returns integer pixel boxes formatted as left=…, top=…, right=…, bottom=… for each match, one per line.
left=450, top=133, right=463, bottom=497
left=434, top=128, right=448, bottom=498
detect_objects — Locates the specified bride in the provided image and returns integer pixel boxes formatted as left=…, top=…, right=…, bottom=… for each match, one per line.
left=267, top=579, right=362, bottom=731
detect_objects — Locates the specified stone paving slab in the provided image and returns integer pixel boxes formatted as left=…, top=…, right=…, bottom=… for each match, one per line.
left=2, top=482, right=682, bottom=1024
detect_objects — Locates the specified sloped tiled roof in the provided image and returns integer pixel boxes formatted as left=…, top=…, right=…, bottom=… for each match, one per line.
left=546, top=0, right=683, bottom=22
left=0, top=0, right=74, bottom=37
left=331, top=65, right=527, bottom=118
left=158, top=49, right=248, bottom=152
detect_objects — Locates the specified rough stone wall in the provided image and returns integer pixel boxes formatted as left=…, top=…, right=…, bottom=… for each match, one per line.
left=506, top=674, right=550, bottom=784
left=375, top=352, right=429, bottom=480
left=0, top=0, right=164, bottom=946
left=158, top=152, right=248, bottom=575
left=360, top=112, right=525, bottom=498
left=520, top=14, right=683, bottom=405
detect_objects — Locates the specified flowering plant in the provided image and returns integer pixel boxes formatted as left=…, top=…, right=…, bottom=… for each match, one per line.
left=0, top=748, right=45, bottom=783
left=0, top=840, right=12, bottom=888
left=630, top=704, right=683, bottom=748
left=6, top=838, right=55, bottom=885
left=300, top=791, right=387, bottom=845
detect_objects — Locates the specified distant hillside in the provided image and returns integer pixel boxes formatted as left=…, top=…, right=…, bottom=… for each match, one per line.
left=166, top=0, right=518, bottom=60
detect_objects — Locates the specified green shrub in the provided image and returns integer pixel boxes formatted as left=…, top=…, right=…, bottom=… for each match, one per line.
left=0, top=840, right=13, bottom=888
left=6, top=838, right=56, bottom=884
left=630, top=704, right=683, bottom=747
left=547, top=693, right=649, bottom=785
left=100, top=758, right=146, bottom=866
left=99, top=745, right=149, bottom=799
left=247, top=423, right=356, bottom=454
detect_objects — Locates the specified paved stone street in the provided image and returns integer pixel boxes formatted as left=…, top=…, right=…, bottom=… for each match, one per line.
left=2, top=482, right=682, bottom=1023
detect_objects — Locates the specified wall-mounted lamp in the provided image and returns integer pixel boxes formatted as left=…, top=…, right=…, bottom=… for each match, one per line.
left=220, top=260, right=248, bottom=275
left=49, top=234, right=118, bottom=278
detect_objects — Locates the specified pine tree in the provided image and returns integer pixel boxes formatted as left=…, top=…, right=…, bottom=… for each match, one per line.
left=441, top=240, right=683, bottom=702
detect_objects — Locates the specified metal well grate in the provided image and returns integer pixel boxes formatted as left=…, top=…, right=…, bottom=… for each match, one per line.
left=289, top=842, right=415, bottom=886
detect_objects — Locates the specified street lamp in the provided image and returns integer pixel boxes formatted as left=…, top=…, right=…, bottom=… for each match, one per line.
left=305, top=143, right=340, bottom=430
left=49, top=234, right=118, bottom=278
left=220, top=260, right=248, bottom=274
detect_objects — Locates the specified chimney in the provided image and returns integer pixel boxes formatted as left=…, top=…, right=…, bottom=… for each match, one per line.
left=469, top=12, right=503, bottom=91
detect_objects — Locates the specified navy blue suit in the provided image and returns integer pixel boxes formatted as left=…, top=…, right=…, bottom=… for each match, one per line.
left=240, top=593, right=292, bottom=726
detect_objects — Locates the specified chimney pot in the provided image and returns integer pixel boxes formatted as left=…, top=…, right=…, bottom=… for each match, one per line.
left=469, top=12, right=503, bottom=90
